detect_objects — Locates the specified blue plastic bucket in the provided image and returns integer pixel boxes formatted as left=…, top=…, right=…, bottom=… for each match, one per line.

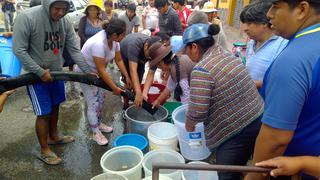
left=113, top=133, right=149, bottom=153
left=0, top=35, right=22, bottom=77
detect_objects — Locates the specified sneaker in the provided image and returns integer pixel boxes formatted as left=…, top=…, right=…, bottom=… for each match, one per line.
left=99, top=123, right=113, bottom=133
left=93, top=131, right=108, bottom=145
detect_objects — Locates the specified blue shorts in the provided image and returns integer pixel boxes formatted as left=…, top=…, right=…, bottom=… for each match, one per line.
left=27, top=80, right=66, bottom=116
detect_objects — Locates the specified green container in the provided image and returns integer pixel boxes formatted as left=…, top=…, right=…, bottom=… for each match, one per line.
left=163, top=102, right=182, bottom=123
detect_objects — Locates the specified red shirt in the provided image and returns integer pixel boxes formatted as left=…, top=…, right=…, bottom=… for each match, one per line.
left=176, top=6, right=191, bottom=32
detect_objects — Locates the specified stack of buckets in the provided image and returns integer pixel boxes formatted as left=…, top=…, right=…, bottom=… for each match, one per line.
left=0, top=35, right=22, bottom=77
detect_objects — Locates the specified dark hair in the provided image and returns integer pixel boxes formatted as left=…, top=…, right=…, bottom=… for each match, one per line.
left=104, top=0, right=113, bottom=7
left=85, top=5, right=101, bottom=17
left=102, top=19, right=126, bottom=38
left=146, top=36, right=162, bottom=47
left=173, top=0, right=185, bottom=6
left=163, top=51, right=173, bottom=64
left=240, top=2, right=272, bottom=26
left=156, top=31, right=170, bottom=42
left=284, top=0, right=320, bottom=14
left=154, top=0, right=169, bottom=8
left=186, top=24, right=220, bottom=53
left=127, top=3, right=136, bottom=11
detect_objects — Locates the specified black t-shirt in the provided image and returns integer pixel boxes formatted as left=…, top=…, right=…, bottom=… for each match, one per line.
left=120, top=33, right=149, bottom=79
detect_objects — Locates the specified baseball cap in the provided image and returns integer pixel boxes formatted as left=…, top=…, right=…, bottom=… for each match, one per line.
left=170, top=36, right=185, bottom=53
left=183, top=24, right=210, bottom=44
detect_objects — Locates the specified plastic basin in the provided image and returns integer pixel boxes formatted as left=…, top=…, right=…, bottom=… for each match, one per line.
left=113, top=133, right=148, bottom=153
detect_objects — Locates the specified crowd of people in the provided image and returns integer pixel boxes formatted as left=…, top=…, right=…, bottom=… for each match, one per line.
left=0, top=0, right=319, bottom=179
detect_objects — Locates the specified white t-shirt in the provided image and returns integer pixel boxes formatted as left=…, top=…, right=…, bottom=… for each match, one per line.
left=80, top=30, right=120, bottom=73
left=167, top=76, right=190, bottom=104
left=142, top=5, right=159, bottom=30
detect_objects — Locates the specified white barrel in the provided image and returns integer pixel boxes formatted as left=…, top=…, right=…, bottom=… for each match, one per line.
left=182, top=161, right=218, bottom=180
left=100, top=146, right=143, bottom=180
left=142, top=149, right=185, bottom=180
left=172, top=104, right=211, bottom=160
left=91, top=173, right=128, bottom=180
left=147, top=122, right=178, bottom=151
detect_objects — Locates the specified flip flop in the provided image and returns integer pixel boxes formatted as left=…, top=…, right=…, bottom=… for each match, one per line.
left=37, top=152, right=62, bottom=165
left=48, top=135, right=75, bottom=145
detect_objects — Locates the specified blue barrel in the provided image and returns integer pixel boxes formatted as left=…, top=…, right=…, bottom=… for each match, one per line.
left=0, top=35, right=22, bottom=77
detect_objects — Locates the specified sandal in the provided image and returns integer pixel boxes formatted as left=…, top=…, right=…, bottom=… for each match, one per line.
left=48, top=135, right=75, bottom=145
left=37, top=152, right=62, bottom=165
left=99, top=123, right=113, bottom=133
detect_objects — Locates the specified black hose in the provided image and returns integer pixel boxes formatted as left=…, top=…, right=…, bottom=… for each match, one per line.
left=0, top=72, right=157, bottom=114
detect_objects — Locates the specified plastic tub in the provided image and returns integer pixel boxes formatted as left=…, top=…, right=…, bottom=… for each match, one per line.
left=125, top=105, right=168, bottom=137
left=91, top=173, right=128, bottom=180
left=172, top=104, right=211, bottom=161
left=100, top=146, right=143, bottom=180
left=147, top=122, right=178, bottom=151
left=0, top=35, right=21, bottom=77
left=163, top=102, right=182, bottom=123
left=142, top=149, right=185, bottom=180
left=143, top=175, right=173, bottom=180
left=113, top=133, right=149, bottom=153
left=141, top=83, right=166, bottom=104
left=182, top=161, right=218, bottom=180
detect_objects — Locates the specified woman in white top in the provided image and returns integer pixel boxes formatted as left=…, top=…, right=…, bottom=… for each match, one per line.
left=76, top=19, right=131, bottom=145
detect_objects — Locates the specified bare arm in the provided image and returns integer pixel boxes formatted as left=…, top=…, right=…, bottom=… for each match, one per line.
left=256, top=156, right=320, bottom=178
left=114, top=51, right=131, bottom=89
left=94, top=57, right=122, bottom=95
left=0, top=90, right=14, bottom=113
left=129, top=61, right=143, bottom=107
left=142, top=69, right=155, bottom=100
left=245, top=124, right=294, bottom=180
left=255, top=80, right=263, bottom=89
left=142, top=15, right=146, bottom=29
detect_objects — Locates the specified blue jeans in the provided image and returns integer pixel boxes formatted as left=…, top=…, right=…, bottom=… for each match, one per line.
left=215, top=118, right=262, bottom=180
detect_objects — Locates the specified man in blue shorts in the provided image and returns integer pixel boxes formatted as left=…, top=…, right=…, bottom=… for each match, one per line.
left=245, top=0, right=320, bottom=180
left=13, top=0, right=93, bottom=165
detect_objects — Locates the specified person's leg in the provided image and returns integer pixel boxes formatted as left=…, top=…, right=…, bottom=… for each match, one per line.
left=80, top=84, right=108, bottom=145
left=215, top=119, right=262, bottom=180
left=27, top=83, right=62, bottom=164
left=4, top=12, right=10, bottom=32
left=9, top=12, right=14, bottom=31
left=48, top=105, right=60, bottom=141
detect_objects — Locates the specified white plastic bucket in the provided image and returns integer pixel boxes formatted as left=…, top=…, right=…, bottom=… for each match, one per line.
left=172, top=104, right=211, bottom=161
left=182, top=161, right=218, bottom=180
left=147, top=122, right=178, bottom=151
left=143, top=175, right=173, bottom=180
left=100, top=146, right=143, bottom=180
left=142, top=149, right=185, bottom=180
left=91, top=173, right=128, bottom=180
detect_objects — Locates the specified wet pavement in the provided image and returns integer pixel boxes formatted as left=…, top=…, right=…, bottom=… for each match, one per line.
left=0, top=68, right=125, bottom=180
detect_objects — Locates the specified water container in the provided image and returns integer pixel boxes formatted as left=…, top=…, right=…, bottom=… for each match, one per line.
left=0, top=35, right=22, bottom=77
left=143, top=175, right=173, bottom=180
left=100, top=146, right=143, bottom=180
left=163, top=101, right=182, bottom=123
left=113, top=133, right=149, bottom=153
left=147, top=122, right=178, bottom=151
left=142, top=149, right=185, bottom=180
left=182, top=161, right=218, bottom=180
left=91, top=173, right=128, bottom=180
left=172, top=104, right=211, bottom=161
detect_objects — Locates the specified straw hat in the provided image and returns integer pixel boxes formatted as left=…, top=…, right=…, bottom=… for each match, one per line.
left=201, top=2, right=218, bottom=13
left=148, top=42, right=172, bottom=68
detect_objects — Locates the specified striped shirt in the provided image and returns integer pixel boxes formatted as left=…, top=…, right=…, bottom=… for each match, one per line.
left=187, top=45, right=264, bottom=150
